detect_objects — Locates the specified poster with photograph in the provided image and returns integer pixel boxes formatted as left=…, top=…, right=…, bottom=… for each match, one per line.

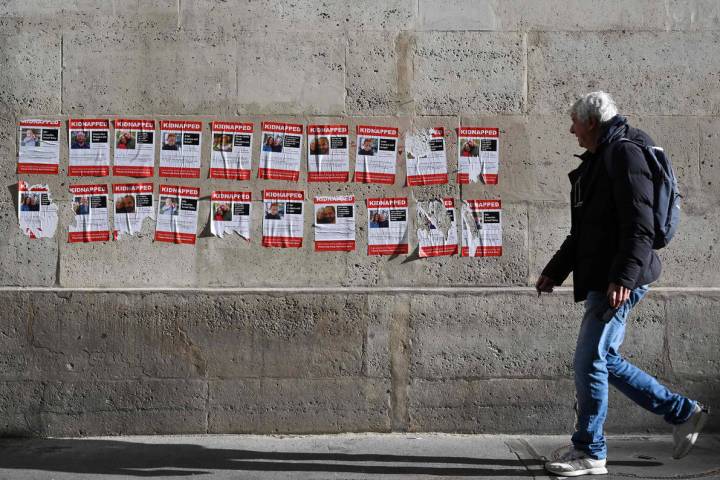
left=308, top=125, right=349, bottom=182
left=68, top=119, right=110, bottom=176
left=68, top=184, right=110, bottom=242
left=366, top=197, right=408, bottom=255
left=258, top=122, right=303, bottom=181
left=159, top=120, right=202, bottom=178
left=210, top=191, right=252, bottom=239
left=17, top=120, right=61, bottom=174
left=112, top=183, right=154, bottom=239
left=314, top=195, right=355, bottom=252
left=210, top=121, right=254, bottom=180
left=154, top=185, right=200, bottom=244
left=113, top=119, right=156, bottom=177
left=417, top=198, right=458, bottom=257
left=355, top=125, right=399, bottom=184
left=262, top=190, right=304, bottom=248
left=457, top=127, right=499, bottom=184
left=17, top=181, right=58, bottom=238
left=461, top=199, right=502, bottom=257
left=406, top=127, right=448, bottom=186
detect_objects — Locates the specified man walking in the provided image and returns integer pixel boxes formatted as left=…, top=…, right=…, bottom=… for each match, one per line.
left=537, top=91, right=708, bottom=477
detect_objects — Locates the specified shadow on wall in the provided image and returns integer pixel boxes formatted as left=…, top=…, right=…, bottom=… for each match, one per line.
left=0, top=438, right=663, bottom=477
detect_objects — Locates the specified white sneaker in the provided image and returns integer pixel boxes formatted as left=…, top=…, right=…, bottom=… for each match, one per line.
left=673, top=403, right=709, bottom=459
left=545, top=447, right=608, bottom=477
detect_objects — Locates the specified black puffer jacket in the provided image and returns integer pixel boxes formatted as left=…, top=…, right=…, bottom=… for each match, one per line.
left=542, top=115, right=662, bottom=302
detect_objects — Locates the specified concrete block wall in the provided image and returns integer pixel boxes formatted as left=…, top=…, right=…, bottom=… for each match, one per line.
left=0, top=1, right=718, bottom=435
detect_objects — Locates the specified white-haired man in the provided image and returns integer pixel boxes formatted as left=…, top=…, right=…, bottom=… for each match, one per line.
left=536, top=91, right=708, bottom=476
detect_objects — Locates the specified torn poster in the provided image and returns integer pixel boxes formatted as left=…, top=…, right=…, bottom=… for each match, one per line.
left=210, top=121, right=253, bottom=180
left=113, top=183, right=154, bottom=240
left=113, top=119, right=156, bottom=177
left=406, top=127, right=448, bottom=186
left=308, top=124, right=349, bottom=182
left=417, top=198, right=458, bottom=257
left=68, top=119, right=110, bottom=176
left=18, top=181, right=58, bottom=238
left=461, top=199, right=502, bottom=257
left=457, top=127, right=499, bottom=184
left=258, top=122, right=303, bottom=181
left=210, top=191, right=252, bottom=239
left=367, top=197, right=408, bottom=255
left=355, top=125, right=399, bottom=184
left=159, top=120, right=202, bottom=178
left=262, top=189, right=304, bottom=248
left=314, top=195, right=355, bottom=252
left=154, top=185, right=200, bottom=245
left=17, top=120, right=61, bottom=174
left=68, top=184, right=110, bottom=242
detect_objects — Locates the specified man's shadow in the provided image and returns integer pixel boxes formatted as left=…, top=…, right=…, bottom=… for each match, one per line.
left=0, top=438, right=662, bottom=477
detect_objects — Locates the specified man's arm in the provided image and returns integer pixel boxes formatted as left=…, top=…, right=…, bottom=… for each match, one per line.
left=541, top=233, right=576, bottom=286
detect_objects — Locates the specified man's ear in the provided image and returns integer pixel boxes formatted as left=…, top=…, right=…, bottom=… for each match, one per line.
left=587, top=117, right=599, bottom=131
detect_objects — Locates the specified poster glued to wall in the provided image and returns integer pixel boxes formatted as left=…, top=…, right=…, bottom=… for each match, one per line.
left=367, top=197, right=409, bottom=255
left=307, top=125, right=349, bottom=182
left=113, top=183, right=154, bottom=240
left=159, top=120, right=202, bottom=178
left=262, top=190, right=304, bottom=248
left=68, top=184, right=110, bottom=242
left=354, top=125, right=399, bottom=184
left=461, top=199, right=502, bottom=257
left=314, top=195, right=355, bottom=252
left=258, top=122, right=303, bottom=181
left=210, top=121, right=254, bottom=180
left=68, top=119, right=110, bottom=176
left=17, top=120, right=61, bottom=174
left=113, top=119, right=156, bottom=177
left=18, top=181, right=58, bottom=238
left=406, top=127, right=448, bottom=186
left=210, top=191, right=252, bottom=239
left=417, top=198, right=458, bottom=257
left=154, top=185, right=200, bottom=245
left=457, top=127, right=499, bottom=184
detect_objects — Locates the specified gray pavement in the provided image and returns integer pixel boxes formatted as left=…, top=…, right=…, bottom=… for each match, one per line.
left=0, top=433, right=718, bottom=479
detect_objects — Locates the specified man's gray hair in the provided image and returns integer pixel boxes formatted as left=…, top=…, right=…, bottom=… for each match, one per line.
left=570, top=91, right=618, bottom=124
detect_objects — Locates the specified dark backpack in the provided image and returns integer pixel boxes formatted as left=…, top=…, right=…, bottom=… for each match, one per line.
left=616, top=139, right=681, bottom=249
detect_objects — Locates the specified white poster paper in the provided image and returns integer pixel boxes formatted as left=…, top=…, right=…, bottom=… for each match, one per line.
left=18, top=181, right=58, bottom=238
left=406, top=127, right=448, bottom=186
left=355, top=125, right=399, bottom=184
left=68, top=119, right=110, bottom=176
left=159, top=120, right=202, bottom=178
left=154, top=185, right=200, bottom=245
left=17, top=120, right=61, bottom=174
left=308, top=125, right=349, bottom=182
left=113, top=183, right=154, bottom=239
left=314, top=195, right=355, bottom=252
left=461, top=199, right=502, bottom=257
left=457, top=127, right=499, bottom=184
left=258, top=122, right=303, bottom=181
left=262, top=189, right=304, bottom=248
left=210, top=121, right=254, bottom=180
left=113, top=119, right=156, bottom=177
left=210, top=191, right=252, bottom=239
left=367, top=197, right=409, bottom=255
left=68, top=184, right=110, bottom=242
left=417, top=198, right=458, bottom=257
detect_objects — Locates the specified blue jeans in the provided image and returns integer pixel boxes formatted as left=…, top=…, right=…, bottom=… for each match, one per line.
left=572, top=285, right=697, bottom=459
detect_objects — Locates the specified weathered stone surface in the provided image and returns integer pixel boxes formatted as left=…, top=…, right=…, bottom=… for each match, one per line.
left=208, top=378, right=391, bottom=433
left=699, top=117, right=720, bottom=209
left=528, top=32, right=720, bottom=116
left=413, top=32, right=525, bottom=115
left=668, top=0, right=720, bottom=31
left=666, top=293, right=720, bottom=378
left=528, top=202, right=572, bottom=285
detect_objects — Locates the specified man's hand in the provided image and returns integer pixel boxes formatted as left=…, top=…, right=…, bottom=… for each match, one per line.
left=535, top=275, right=556, bottom=294
left=607, top=282, right=630, bottom=308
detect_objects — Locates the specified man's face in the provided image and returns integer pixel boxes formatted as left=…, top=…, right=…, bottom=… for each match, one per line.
left=76, top=132, right=86, bottom=144
left=569, top=114, right=598, bottom=150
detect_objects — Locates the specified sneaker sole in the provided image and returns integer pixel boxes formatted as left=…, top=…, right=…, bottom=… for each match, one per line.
left=544, top=465, right=608, bottom=476
left=673, top=411, right=709, bottom=459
